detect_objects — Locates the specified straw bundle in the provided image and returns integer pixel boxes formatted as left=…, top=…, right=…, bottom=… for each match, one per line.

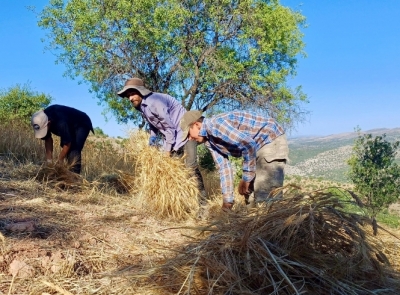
left=123, top=130, right=200, bottom=220
left=141, top=187, right=400, bottom=294
left=35, top=162, right=87, bottom=190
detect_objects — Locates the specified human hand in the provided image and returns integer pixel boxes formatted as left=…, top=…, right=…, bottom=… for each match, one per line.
left=221, top=201, right=233, bottom=211
left=238, top=180, right=251, bottom=195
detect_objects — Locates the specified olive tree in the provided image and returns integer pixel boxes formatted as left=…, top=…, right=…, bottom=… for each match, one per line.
left=347, top=133, right=400, bottom=219
left=37, top=0, right=308, bottom=126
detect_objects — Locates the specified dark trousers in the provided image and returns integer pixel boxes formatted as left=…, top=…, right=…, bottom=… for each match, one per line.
left=66, top=127, right=91, bottom=174
left=171, top=140, right=205, bottom=193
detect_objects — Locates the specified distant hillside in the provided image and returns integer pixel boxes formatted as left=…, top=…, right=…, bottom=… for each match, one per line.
left=286, top=128, right=400, bottom=182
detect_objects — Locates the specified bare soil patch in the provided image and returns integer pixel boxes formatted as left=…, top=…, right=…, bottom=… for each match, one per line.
left=0, top=161, right=198, bottom=294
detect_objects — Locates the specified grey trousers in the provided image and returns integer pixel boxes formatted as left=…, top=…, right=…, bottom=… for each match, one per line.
left=253, top=134, right=289, bottom=203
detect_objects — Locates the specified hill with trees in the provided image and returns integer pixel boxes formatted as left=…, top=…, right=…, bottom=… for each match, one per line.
left=286, top=128, right=400, bottom=182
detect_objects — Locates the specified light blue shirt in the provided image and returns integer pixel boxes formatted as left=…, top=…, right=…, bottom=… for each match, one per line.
left=138, top=92, right=187, bottom=152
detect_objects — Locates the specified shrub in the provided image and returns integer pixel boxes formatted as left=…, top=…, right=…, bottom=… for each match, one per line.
left=0, top=83, right=52, bottom=125
left=198, top=144, right=215, bottom=172
left=197, top=144, right=244, bottom=185
left=93, top=127, right=108, bottom=137
left=347, top=133, right=400, bottom=218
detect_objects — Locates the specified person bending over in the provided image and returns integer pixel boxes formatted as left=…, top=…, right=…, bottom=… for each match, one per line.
left=31, top=104, right=94, bottom=174
left=180, top=110, right=289, bottom=210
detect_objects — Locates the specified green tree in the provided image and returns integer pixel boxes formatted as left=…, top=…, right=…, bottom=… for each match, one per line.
left=37, top=0, right=308, bottom=127
left=93, top=126, right=108, bottom=137
left=0, top=83, right=52, bottom=125
left=347, top=133, right=400, bottom=219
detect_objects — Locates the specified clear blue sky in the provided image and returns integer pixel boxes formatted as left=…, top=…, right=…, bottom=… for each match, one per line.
left=1, top=1, right=399, bottom=138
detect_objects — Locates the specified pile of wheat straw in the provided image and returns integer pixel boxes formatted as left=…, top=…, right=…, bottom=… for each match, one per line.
left=123, top=130, right=200, bottom=220
left=137, top=187, right=400, bottom=294
left=35, top=162, right=87, bottom=190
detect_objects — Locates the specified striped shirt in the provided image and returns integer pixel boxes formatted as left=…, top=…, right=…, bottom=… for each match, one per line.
left=200, top=111, right=285, bottom=203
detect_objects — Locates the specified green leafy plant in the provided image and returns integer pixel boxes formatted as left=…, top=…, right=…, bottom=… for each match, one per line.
left=230, top=156, right=243, bottom=186
left=197, top=145, right=243, bottom=185
left=0, top=83, right=52, bottom=125
left=38, top=0, right=308, bottom=127
left=93, top=127, right=108, bottom=137
left=347, top=132, right=400, bottom=218
left=198, top=144, right=215, bottom=172
left=376, top=209, right=400, bottom=228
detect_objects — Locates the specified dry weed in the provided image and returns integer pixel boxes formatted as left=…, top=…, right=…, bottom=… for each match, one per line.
left=0, top=123, right=43, bottom=163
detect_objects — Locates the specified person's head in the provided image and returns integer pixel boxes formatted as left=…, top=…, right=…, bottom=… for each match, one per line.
left=180, top=110, right=206, bottom=144
left=117, top=78, right=152, bottom=108
left=31, top=110, right=49, bottom=138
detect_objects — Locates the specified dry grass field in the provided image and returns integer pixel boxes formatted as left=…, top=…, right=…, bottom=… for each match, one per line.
left=1, top=126, right=400, bottom=294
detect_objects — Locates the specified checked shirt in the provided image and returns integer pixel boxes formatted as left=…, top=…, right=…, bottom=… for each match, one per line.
left=199, top=111, right=285, bottom=203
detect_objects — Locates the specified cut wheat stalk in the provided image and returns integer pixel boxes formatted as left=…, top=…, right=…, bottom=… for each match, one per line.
left=121, top=130, right=200, bottom=221
left=130, top=186, right=400, bottom=294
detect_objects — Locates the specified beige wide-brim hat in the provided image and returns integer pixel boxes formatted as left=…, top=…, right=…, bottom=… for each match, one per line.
left=117, top=78, right=152, bottom=97
left=31, top=110, right=49, bottom=138
left=179, top=110, right=203, bottom=141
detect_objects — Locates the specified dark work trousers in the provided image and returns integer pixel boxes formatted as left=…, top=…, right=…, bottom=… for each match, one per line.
left=65, top=126, right=91, bottom=174
left=171, top=140, right=206, bottom=195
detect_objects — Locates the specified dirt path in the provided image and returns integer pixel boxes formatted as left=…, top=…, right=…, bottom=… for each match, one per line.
left=0, top=164, right=196, bottom=294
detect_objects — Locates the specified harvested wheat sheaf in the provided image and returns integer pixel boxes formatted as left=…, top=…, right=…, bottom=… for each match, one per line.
left=123, top=130, right=200, bottom=221
left=136, top=187, right=400, bottom=295
left=35, top=162, right=87, bottom=190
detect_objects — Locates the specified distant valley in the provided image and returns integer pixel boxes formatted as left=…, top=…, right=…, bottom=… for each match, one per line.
left=286, top=128, right=400, bottom=182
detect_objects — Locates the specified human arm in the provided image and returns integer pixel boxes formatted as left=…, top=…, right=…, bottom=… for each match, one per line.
left=58, top=143, right=71, bottom=161
left=44, top=136, right=53, bottom=162
left=57, top=121, right=72, bottom=162
left=222, top=201, right=234, bottom=210
left=208, top=145, right=235, bottom=204
left=238, top=180, right=252, bottom=195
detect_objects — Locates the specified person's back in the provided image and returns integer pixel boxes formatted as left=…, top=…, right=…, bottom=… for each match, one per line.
left=44, top=104, right=94, bottom=139
left=141, top=92, right=186, bottom=150
left=203, top=111, right=285, bottom=158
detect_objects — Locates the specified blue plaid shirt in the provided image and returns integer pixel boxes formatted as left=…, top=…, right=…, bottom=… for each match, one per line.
left=200, top=111, right=285, bottom=203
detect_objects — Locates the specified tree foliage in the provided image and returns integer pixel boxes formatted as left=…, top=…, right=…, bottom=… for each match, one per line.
left=347, top=133, right=400, bottom=218
left=93, top=126, right=107, bottom=137
left=0, top=83, right=53, bottom=125
left=38, top=0, right=308, bottom=126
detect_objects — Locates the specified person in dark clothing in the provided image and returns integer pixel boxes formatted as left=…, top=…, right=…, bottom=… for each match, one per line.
left=31, top=104, right=94, bottom=174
